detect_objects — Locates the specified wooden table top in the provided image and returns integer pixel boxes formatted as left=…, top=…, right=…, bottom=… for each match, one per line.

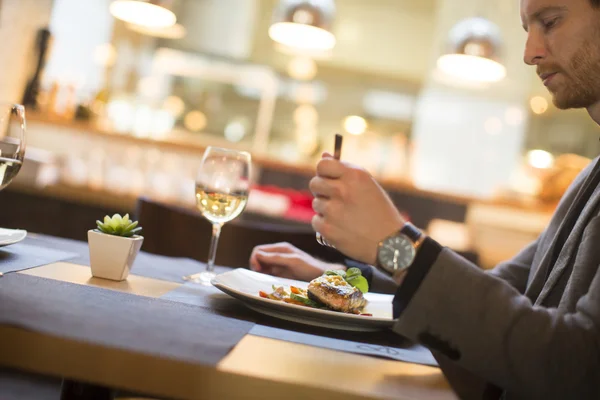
left=0, top=261, right=457, bottom=400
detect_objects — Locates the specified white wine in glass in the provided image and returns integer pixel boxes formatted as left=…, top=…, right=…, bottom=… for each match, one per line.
left=183, top=147, right=251, bottom=285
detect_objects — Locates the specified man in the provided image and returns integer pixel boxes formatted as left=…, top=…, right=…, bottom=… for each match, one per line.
left=250, top=0, right=600, bottom=398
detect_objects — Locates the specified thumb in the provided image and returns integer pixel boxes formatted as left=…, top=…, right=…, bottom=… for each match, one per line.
left=321, top=152, right=334, bottom=159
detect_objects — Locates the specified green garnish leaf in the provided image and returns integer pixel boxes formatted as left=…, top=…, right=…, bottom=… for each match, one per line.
left=346, top=275, right=369, bottom=294
left=325, top=269, right=346, bottom=278
left=345, top=267, right=361, bottom=279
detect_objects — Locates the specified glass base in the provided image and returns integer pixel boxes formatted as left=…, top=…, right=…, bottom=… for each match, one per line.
left=183, top=270, right=217, bottom=286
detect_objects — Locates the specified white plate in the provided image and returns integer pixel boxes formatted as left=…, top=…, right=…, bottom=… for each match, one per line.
left=0, top=228, right=27, bottom=247
left=212, top=269, right=396, bottom=332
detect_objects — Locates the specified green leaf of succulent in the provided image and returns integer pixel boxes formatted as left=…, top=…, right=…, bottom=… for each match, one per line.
left=96, top=214, right=143, bottom=237
left=124, top=221, right=138, bottom=232
left=109, top=214, right=121, bottom=229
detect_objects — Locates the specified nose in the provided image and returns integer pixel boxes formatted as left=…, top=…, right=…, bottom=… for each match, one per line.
left=524, top=30, right=546, bottom=66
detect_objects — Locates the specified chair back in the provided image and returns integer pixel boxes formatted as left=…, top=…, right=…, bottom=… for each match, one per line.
left=135, top=197, right=343, bottom=268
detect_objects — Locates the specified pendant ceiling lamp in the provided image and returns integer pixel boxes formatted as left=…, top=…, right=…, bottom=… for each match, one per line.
left=269, top=0, right=336, bottom=52
left=127, top=23, right=186, bottom=39
left=109, top=0, right=176, bottom=29
left=437, top=17, right=506, bottom=83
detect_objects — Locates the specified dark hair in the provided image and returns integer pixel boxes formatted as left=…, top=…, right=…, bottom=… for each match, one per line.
left=593, top=0, right=600, bottom=7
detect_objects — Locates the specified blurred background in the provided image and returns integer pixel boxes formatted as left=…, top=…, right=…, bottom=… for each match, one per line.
left=1, top=0, right=598, bottom=268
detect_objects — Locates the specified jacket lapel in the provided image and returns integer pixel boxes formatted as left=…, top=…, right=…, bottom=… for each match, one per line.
left=525, top=159, right=600, bottom=303
left=535, top=184, right=600, bottom=305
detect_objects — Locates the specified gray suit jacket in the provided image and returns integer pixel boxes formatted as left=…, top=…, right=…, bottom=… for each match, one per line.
left=369, top=157, right=600, bottom=399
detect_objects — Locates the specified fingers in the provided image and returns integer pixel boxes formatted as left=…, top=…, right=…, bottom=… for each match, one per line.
left=312, top=213, right=344, bottom=249
left=254, top=251, right=300, bottom=268
left=252, top=251, right=302, bottom=279
left=312, top=197, right=331, bottom=216
left=311, top=214, right=327, bottom=241
left=249, top=242, right=297, bottom=272
left=316, top=158, right=345, bottom=179
left=309, top=176, right=340, bottom=199
left=252, top=242, right=297, bottom=254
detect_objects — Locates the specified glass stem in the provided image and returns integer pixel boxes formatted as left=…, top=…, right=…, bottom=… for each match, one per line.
left=206, top=223, right=223, bottom=273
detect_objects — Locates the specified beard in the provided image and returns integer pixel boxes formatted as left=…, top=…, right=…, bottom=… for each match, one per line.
left=541, top=27, right=600, bottom=110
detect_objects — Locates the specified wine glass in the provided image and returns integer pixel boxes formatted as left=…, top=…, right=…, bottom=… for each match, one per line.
left=0, top=104, right=26, bottom=191
left=183, top=146, right=251, bottom=285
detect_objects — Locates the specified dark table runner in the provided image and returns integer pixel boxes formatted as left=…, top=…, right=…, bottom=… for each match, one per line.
left=0, top=242, right=77, bottom=274
left=0, top=368, right=62, bottom=400
left=162, top=282, right=437, bottom=366
left=0, top=273, right=254, bottom=366
left=17, top=234, right=437, bottom=367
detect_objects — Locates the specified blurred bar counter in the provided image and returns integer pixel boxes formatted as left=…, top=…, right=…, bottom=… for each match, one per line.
left=0, top=113, right=556, bottom=268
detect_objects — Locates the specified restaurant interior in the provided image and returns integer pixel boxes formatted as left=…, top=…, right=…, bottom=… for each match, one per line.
left=1, top=0, right=599, bottom=399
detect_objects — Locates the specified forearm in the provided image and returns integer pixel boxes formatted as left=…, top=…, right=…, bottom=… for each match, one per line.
left=394, top=248, right=600, bottom=399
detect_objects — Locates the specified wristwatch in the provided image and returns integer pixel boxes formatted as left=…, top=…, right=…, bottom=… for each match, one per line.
left=376, top=222, right=425, bottom=277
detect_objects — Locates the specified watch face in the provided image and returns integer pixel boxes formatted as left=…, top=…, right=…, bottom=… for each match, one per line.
left=378, top=234, right=416, bottom=272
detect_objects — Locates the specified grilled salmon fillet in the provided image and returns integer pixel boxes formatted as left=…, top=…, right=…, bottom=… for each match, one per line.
left=307, top=275, right=367, bottom=314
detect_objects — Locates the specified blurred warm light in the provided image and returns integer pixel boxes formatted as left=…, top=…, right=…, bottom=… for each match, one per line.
left=162, top=96, right=185, bottom=118
left=293, top=104, right=318, bottom=127
left=437, top=54, right=506, bottom=83
left=109, top=0, right=176, bottom=28
left=138, top=76, right=162, bottom=99
left=296, top=128, right=319, bottom=155
left=527, top=149, right=554, bottom=169
left=127, top=22, right=186, bottom=39
left=530, top=96, right=549, bottom=115
left=184, top=111, right=207, bottom=132
left=106, top=99, right=135, bottom=132
left=224, top=120, right=247, bottom=143
left=484, top=117, right=503, bottom=135
left=343, top=115, right=367, bottom=136
left=93, top=43, right=117, bottom=67
left=505, top=107, right=525, bottom=126
left=269, top=23, right=336, bottom=51
left=287, top=56, right=317, bottom=81
left=293, top=83, right=321, bottom=104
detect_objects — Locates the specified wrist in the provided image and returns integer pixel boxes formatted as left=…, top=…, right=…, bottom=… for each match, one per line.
left=369, top=220, right=406, bottom=265
left=374, top=222, right=425, bottom=276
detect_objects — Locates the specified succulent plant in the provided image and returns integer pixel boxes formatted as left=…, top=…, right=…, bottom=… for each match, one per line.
left=96, top=213, right=142, bottom=238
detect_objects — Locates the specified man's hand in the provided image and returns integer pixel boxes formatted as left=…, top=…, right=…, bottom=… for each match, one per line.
left=310, top=155, right=406, bottom=265
left=249, top=242, right=346, bottom=282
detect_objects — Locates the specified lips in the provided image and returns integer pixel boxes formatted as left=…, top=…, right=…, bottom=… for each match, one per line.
left=540, top=72, right=558, bottom=86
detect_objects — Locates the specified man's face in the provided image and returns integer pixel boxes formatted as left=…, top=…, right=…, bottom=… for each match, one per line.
left=521, top=0, right=600, bottom=110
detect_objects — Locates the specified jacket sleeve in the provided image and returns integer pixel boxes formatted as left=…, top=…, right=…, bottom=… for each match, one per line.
left=392, top=247, right=600, bottom=399
left=485, top=237, right=539, bottom=294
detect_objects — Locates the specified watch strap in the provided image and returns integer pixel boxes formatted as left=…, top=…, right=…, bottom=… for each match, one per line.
left=400, top=222, right=422, bottom=244
left=392, top=236, right=443, bottom=318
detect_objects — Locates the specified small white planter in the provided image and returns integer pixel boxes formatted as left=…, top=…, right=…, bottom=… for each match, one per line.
left=88, top=229, right=143, bottom=281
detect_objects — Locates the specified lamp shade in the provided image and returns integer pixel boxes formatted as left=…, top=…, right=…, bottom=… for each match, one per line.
left=437, top=17, right=506, bottom=83
left=269, top=0, right=336, bottom=51
left=109, top=0, right=176, bottom=29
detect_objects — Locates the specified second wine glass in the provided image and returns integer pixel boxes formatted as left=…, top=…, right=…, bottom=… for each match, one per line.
left=0, top=103, right=26, bottom=191
left=183, top=146, right=251, bottom=285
